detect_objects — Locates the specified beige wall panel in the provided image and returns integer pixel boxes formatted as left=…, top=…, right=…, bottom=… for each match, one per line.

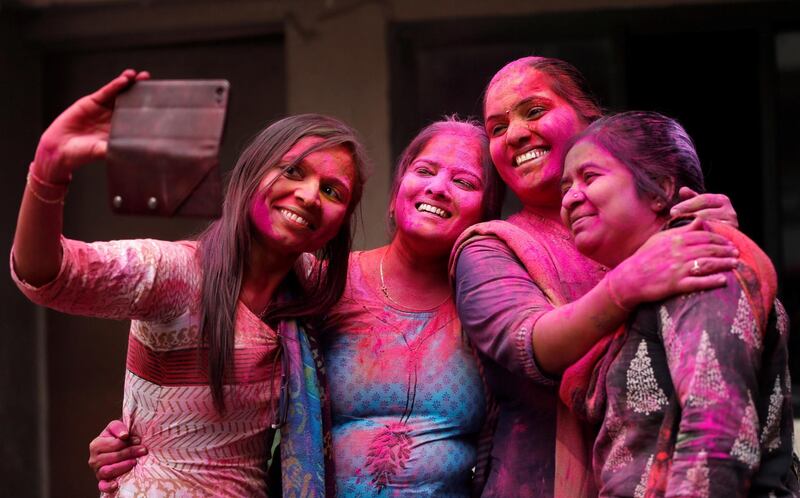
left=288, top=2, right=392, bottom=249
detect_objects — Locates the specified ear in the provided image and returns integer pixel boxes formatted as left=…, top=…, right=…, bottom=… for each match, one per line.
left=651, top=176, right=676, bottom=212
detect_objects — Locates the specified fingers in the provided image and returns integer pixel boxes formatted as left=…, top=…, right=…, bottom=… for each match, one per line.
left=676, top=238, right=739, bottom=257
left=89, top=139, right=108, bottom=162
left=98, top=479, right=119, bottom=494
left=685, top=256, right=738, bottom=276
left=677, top=274, right=730, bottom=294
left=89, top=442, right=146, bottom=475
left=666, top=226, right=736, bottom=249
left=671, top=192, right=728, bottom=216
left=88, top=422, right=142, bottom=475
left=97, top=455, right=141, bottom=480
left=671, top=192, right=738, bottom=227
left=90, top=434, right=134, bottom=457
left=677, top=186, right=699, bottom=200
left=683, top=208, right=739, bottom=227
left=105, top=419, right=130, bottom=439
left=91, top=69, right=145, bottom=108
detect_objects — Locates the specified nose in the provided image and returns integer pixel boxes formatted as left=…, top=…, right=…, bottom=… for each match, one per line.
left=561, top=187, right=584, bottom=211
left=506, top=118, right=531, bottom=148
left=294, top=178, right=321, bottom=208
left=425, top=173, right=451, bottom=199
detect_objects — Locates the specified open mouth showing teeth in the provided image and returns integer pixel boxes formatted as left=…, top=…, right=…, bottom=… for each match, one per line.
left=515, top=148, right=549, bottom=166
left=279, top=208, right=314, bottom=229
left=416, top=203, right=451, bottom=218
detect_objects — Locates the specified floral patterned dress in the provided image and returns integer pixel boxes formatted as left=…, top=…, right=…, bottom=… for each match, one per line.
left=321, top=251, right=487, bottom=497
left=452, top=212, right=607, bottom=498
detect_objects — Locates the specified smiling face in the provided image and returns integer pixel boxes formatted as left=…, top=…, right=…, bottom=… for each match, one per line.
left=561, top=139, right=663, bottom=267
left=392, top=132, right=485, bottom=254
left=484, top=65, right=586, bottom=209
left=249, top=136, right=356, bottom=257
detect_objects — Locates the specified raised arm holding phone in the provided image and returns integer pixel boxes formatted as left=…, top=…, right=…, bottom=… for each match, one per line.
left=12, top=70, right=369, bottom=496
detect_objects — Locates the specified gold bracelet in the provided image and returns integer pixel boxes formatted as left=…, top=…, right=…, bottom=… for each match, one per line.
left=606, top=275, right=632, bottom=312
left=28, top=167, right=71, bottom=188
left=26, top=172, right=68, bottom=205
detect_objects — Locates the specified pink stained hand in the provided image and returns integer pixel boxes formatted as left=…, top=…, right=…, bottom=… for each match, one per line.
left=32, top=69, right=150, bottom=183
left=670, top=187, right=738, bottom=227
left=608, top=217, right=739, bottom=310
left=88, top=418, right=147, bottom=493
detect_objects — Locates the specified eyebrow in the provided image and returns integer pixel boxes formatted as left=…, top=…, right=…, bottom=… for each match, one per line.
left=413, top=159, right=482, bottom=179
left=485, top=96, right=552, bottom=123
left=451, top=167, right=483, bottom=180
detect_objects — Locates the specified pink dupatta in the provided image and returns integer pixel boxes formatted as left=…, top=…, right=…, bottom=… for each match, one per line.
left=449, top=211, right=606, bottom=498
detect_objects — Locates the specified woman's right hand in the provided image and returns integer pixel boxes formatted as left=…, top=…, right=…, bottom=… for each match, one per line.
left=609, top=217, right=739, bottom=310
left=87, top=419, right=147, bottom=493
left=32, top=69, right=149, bottom=183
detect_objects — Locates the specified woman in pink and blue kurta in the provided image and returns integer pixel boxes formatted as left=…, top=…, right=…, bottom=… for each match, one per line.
left=321, top=118, right=502, bottom=497
left=12, top=71, right=368, bottom=497
left=559, top=112, right=798, bottom=497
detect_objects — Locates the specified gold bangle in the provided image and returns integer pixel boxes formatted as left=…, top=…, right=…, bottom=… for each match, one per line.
left=26, top=173, right=67, bottom=205
left=28, top=167, right=71, bottom=188
left=606, top=275, right=632, bottom=312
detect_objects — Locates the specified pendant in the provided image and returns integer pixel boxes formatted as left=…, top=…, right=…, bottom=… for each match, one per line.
left=365, top=422, right=413, bottom=492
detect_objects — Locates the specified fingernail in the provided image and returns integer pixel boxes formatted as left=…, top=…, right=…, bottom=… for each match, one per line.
left=130, top=436, right=141, bottom=445
left=119, top=431, right=129, bottom=439
left=137, top=447, right=148, bottom=456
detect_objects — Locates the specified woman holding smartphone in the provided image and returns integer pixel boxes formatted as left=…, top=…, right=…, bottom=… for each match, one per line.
left=12, top=70, right=368, bottom=497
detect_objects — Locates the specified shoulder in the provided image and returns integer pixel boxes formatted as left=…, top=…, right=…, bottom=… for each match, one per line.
left=449, top=221, right=524, bottom=276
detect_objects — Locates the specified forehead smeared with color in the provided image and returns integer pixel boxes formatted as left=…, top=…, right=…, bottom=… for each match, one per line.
left=484, top=56, right=602, bottom=125
left=485, top=57, right=549, bottom=106
left=488, top=57, right=544, bottom=86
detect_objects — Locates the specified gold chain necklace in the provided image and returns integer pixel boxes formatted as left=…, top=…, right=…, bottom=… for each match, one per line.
left=378, top=248, right=451, bottom=311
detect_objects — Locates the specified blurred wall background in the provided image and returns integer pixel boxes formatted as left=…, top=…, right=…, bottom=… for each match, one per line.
left=1, top=0, right=798, bottom=496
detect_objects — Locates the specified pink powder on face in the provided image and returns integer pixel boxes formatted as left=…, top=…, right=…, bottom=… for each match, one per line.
left=392, top=133, right=485, bottom=254
left=248, top=136, right=357, bottom=257
left=484, top=65, right=586, bottom=208
left=560, top=139, right=661, bottom=267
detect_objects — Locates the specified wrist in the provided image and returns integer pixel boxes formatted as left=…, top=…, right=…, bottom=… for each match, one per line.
left=32, top=145, right=73, bottom=185
left=27, top=164, right=70, bottom=205
left=605, top=270, right=635, bottom=312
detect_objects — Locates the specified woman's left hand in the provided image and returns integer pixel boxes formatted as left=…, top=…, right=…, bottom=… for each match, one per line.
left=669, top=187, right=738, bottom=227
left=609, top=217, right=739, bottom=309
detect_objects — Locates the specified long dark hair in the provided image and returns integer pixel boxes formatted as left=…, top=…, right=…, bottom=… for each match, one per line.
left=198, top=114, right=369, bottom=413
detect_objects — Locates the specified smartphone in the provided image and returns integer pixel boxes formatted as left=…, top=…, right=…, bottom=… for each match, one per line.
left=106, top=79, right=229, bottom=217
